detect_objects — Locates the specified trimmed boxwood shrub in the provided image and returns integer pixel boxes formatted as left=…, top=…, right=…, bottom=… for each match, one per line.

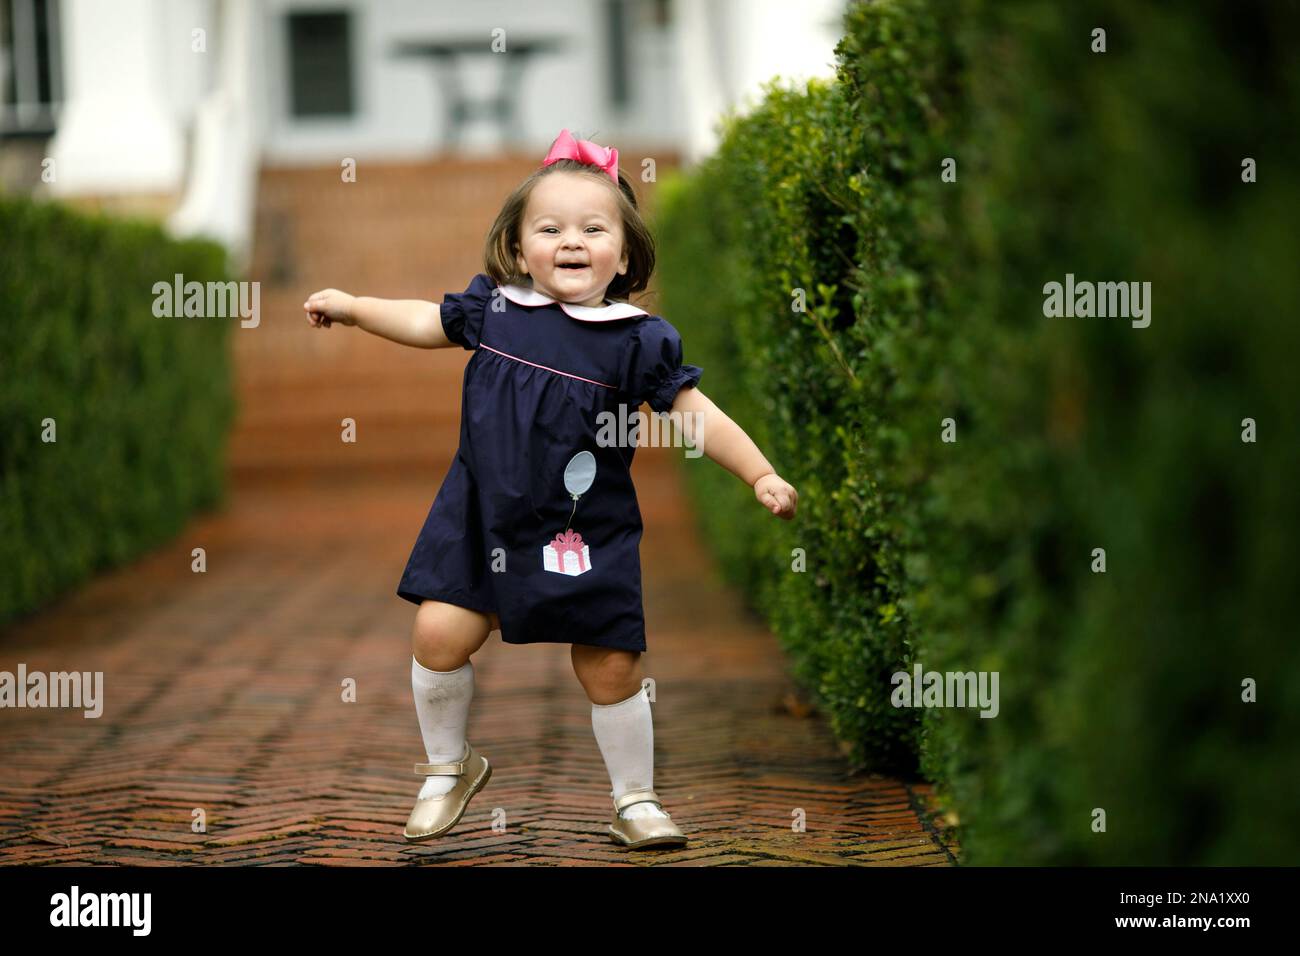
left=655, top=0, right=957, bottom=775
left=1, top=195, right=237, bottom=626
left=656, top=0, right=1300, bottom=864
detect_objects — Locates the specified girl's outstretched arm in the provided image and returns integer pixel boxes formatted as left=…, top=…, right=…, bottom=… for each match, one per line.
left=303, top=288, right=457, bottom=349
left=663, top=386, right=798, bottom=519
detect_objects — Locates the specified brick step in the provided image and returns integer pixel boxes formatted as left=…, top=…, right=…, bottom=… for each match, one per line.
left=227, top=419, right=464, bottom=471
left=232, top=380, right=464, bottom=428
left=231, top=342, right=469, bottom=389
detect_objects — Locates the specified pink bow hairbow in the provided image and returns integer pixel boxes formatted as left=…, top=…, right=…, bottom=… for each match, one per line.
left=541, top=129, right=619, bottom=183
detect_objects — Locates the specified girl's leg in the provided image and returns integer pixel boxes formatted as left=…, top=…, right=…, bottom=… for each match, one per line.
left=572, top=645, right=670, bottom=820
left=571, top=644, right=643, bottom=704
left=410, top=600, right=497, bottom=799
left=412, top=599, right=498, bottom=672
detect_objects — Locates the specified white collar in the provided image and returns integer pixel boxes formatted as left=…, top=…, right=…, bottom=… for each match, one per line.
left=498, top=282, right=649, bottom=322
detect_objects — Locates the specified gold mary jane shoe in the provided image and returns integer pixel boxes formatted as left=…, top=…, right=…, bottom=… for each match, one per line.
left=403, top=741, right=492, bottom=842
left=608, top=787, right=688, bottom=849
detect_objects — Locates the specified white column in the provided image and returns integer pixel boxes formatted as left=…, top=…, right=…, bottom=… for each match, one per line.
left=731, top=0, right=841, bottom=99
left=46, top=0, right=185, bottom=195
left=671, top=0, right=841, bottom=167
left=672, top=0, right=732, bottom=167
left=168, top=0, right=262, bottom=273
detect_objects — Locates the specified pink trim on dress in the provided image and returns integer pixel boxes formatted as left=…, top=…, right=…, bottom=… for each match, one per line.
left=479, top=343, right=617, bottom=389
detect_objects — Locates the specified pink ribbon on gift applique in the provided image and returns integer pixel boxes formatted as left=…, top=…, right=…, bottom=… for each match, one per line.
left=550, top=529, right=587, bottom=572
left=541, top=129, right=619, bottom=184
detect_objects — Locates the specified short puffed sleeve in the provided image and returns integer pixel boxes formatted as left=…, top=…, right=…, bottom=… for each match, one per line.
left=438, top=273, right=496, bottom=350
left=619, top=317, right=704, bottom=414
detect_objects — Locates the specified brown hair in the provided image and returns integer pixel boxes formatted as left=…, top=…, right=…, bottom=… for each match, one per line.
left=483, top=158, right=656, bottom=303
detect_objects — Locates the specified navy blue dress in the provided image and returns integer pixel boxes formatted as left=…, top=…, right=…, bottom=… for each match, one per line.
left=396, top=273, right=704, bottom=652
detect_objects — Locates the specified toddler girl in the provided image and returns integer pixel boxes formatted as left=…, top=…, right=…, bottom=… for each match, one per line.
left=303, top=129, right=798, bottom=850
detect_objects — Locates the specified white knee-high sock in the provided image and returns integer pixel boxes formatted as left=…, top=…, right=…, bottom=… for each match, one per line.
left=411, top=656, right=475, bottom=800
left=591, top=684, right=668, bottom=819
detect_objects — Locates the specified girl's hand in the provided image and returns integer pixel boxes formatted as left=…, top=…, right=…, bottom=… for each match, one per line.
left=303, top=288, right=358, bottom=328
left=754, top=472, right=798, bottom=520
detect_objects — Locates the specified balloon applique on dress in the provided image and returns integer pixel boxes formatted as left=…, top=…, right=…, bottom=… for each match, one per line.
left=542, top=451, right=595, bottom=576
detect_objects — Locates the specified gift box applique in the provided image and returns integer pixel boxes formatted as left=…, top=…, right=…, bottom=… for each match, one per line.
left=543, top=529, right=591, bottom=576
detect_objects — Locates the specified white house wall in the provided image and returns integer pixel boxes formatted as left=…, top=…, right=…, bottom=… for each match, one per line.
left=41, top=0, right=844, bottom=251
left=259, top=0, right=681, bottom=165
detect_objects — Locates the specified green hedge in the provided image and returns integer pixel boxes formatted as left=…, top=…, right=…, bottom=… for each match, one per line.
left=0, top=195, right=237, bottom=627
left=656, top=0, right=1299, bottom=864
left=656, top=0, right=955, bottom=775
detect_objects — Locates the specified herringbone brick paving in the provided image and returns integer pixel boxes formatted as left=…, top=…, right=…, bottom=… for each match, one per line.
left=0, top=469, right=957, bottom=866
left=0, top=158, right=959, bottom=865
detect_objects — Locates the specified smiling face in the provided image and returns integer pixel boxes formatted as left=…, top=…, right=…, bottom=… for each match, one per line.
left=514, top=171, right=629, bottom=308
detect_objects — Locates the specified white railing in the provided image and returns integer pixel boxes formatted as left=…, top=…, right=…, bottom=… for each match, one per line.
left=168, top=0, right=261, bottom=276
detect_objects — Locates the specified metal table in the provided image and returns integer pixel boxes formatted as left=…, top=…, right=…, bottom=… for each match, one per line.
left=391, top=37, right=567, bottom=148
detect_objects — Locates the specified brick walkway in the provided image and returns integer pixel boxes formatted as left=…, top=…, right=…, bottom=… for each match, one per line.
left=0, top=159, right=957, bottom=866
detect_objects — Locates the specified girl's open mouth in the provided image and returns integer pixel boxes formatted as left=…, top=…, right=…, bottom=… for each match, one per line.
left=558, top=264, right=588, bottom=270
